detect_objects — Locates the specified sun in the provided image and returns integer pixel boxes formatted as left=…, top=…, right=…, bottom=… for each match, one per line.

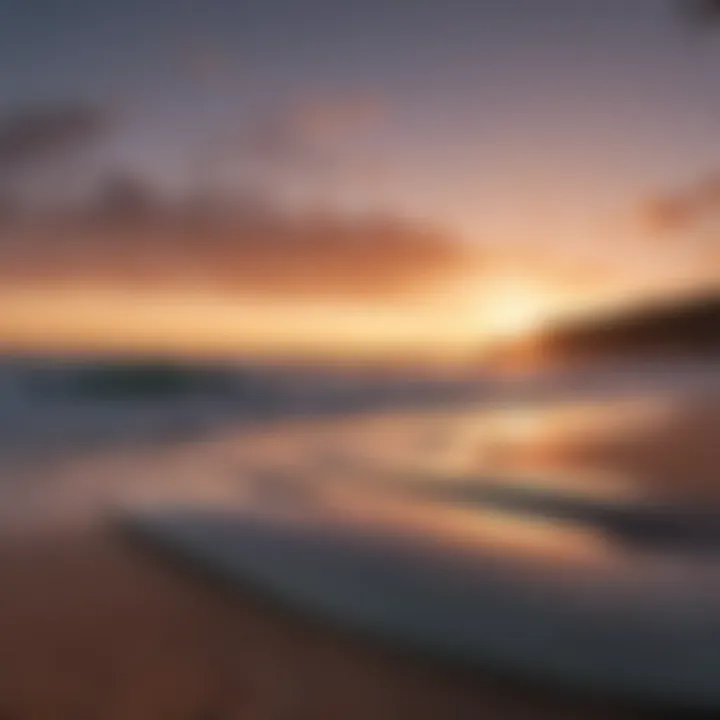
left=481, top=280, right=557, bottom=340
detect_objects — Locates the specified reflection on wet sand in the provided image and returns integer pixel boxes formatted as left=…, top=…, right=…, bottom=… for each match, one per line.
left=299, top=473, right=616, bottom=569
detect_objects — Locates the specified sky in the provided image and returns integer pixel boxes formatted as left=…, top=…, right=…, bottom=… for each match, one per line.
left=0, top=0, right=717, bottom=358
left=2, top=1, right=718, bottom=237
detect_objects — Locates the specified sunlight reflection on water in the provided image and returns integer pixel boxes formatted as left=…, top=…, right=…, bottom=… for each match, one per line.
left=2, top=364, right=718, bottom=571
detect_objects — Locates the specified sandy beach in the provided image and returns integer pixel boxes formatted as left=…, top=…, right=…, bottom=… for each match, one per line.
left=0, top=520, right=644, bottom=720
left=0, top=365, right=716, bottom=719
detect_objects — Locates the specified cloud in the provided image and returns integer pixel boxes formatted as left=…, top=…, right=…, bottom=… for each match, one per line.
left=241, top=93, right=387, bottom=172
left=643, top=195, right=695, bottom=233
left=0, top=97, right=466, bottom=301
left=0, top=103, right=110, bottom=176
left=685, top=0, right=720, bottom=26
left=642, top=173, right=720, bottom=233
left=191, top=92, right=388, bottom=199
left=288, top=94, right=386, bottom=145
left=2, top=184, right=469, bottom=300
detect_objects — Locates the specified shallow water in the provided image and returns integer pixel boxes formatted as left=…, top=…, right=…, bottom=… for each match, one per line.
left=0, top=357, right=716, bottom=542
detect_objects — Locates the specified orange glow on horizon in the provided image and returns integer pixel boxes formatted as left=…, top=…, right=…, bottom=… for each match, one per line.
left=0, top=270, right=696, bottom=361
left=0, top=285, right=482, bottom=360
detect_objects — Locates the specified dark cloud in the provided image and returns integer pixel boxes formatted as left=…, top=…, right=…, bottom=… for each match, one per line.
left=87, top=171, right=165, bottom=226
left=684, top=0, right=720, bottom=26
left=0, top=103, right=109, bottom=176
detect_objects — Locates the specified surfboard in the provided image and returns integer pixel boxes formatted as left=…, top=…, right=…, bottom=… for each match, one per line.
left=117, top=481, right=720, bottom=711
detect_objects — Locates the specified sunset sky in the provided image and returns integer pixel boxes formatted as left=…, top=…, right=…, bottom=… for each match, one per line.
left=0, top=0, right=718, bottom=358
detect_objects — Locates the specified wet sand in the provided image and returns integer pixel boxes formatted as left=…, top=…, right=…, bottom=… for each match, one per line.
left=0, top=522, right=642, bottom=720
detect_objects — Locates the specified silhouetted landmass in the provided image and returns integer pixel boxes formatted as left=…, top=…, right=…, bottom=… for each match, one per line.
left=492, top=291, right=720, bottom=369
